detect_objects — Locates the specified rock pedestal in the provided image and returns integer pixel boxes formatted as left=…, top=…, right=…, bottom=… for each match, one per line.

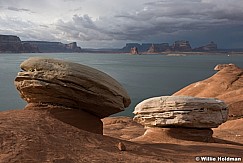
left=132, top=128, right=214, bottom=143
left=133, top=96, right=228, bottom=142
left=15, top=57, right=131, bottom=134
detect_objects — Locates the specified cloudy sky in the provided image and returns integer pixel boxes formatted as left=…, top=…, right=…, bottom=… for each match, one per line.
left=0, top=0, right=243, bottom=49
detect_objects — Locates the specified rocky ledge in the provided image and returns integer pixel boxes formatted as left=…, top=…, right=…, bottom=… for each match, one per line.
left=174, top=64, right=243, bottom=119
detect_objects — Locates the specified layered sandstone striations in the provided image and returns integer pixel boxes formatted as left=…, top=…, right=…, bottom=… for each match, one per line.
left=132, top=96, right=228, bottom=143
left=174, top=64, right=243, bottom=118
left=133, top=96, right=228, bottom=128
left=15, top=57, right=131, bottom=118
left=14, top=57, right=131, bottom=134
left=0, top=35, right=39, bottom=53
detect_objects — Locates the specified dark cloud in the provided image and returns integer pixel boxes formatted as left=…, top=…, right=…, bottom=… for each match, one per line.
left=69, top=6, right=82, bottom=12
left=7, top=6, right=34, bottom=13
left=1, top=0, right=243, bottom=48
left=55, top=0, right=243, bottom=43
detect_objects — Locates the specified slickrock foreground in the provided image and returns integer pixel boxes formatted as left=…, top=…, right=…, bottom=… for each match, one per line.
left=133, top=96, right=228, bottom=128
left=0, top=58, right=242, bottom=162
left=14, top=57, right=131, bottom=134
left=0, top=109, right=173, bottom=163
left=102, top=116, right=243, bottom=161
left=174, top=64, right=243, bottom=119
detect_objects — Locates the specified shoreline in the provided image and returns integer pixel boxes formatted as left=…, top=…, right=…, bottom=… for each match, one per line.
left=134, top=51, right=243, bottom=56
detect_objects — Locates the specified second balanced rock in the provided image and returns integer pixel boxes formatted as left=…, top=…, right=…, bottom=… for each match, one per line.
left=133, top=96, right=228, bottom=128
left=15, top=57, right=131, bottom=118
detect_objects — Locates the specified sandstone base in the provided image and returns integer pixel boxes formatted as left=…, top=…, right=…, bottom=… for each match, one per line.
left=132, top=127, right=214, bottom=143
left=25, top=103, right=103, bottom=134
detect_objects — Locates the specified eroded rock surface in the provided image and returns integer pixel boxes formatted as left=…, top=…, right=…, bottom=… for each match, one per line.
left=214, top=63, right=238, bottom=71
left=15, top=57, right=131, bottom=118
left=132, top=128, right=214, bottom=143
left=174, top=64, right=243, bottom=118
left=133, top=96, right=228, bottom=128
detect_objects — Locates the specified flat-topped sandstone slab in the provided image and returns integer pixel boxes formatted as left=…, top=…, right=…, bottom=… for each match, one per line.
left=133, top=96, right=228, bottom=128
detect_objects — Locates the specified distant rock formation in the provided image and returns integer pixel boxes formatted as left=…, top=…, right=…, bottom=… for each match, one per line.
left=15, top=57, right=131, bottom=134
left=214, top=63, right=238, bottom=71
left=194, top=41, right=218, bottom=51
left=23, top=41, right=82, bottom=53
left=147, top=44, right=156, bottom=53
left=122, top=43, right=170, bottom=53
left=121, top=43, right=141, bottom=53
left=133, top=96, right=228, bottom=128
left=171, top=40, right=192, bottom=51
left=174, top=64, right=243, bottom=119
left=130, top=47, right=139, bottom=54
left=121, top=40, right=221, bottom=53
left=0, top=35, right=39, bottom=53
left=121, top=41, right=194, bottom=53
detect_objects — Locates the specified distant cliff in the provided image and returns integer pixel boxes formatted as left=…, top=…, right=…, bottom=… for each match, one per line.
left=0, top=35, right=39, bottom=53
left=0, top=34, right=82, bottom=53
left=171, top=40, right=192, bottom=51
left=121, top=40, right=219, bottom=53
left=22, top=41, right=82, bottom=53
left=121, top=41, right=192, bottom=53
left=193, top=41, right=218, bottom=51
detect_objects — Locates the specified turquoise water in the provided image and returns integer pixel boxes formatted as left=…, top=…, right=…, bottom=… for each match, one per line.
left=1, top=53, right=243, bottom=117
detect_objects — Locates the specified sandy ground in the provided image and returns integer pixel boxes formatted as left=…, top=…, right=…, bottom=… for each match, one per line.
left=0, top=110, right=242, bottom=163
left=103, top=116, right=243, bottom=162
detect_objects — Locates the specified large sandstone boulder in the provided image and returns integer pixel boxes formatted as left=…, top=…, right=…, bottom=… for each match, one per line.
left=15, top=57, right=131, bottom=118
left=174, top=64, right=243, bottom=119
left=133, top=96, right=228, bottom=128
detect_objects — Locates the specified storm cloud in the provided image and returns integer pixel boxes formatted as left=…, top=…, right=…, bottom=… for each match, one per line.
left=7, top=7, right=34, bottom=13
left=0, top=0, right=243, bottom=48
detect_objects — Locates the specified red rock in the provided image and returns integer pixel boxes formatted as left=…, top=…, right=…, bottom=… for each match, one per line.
left=117, top=142, right=126, bottom=151
left=173, top=64, right=243, bottom=119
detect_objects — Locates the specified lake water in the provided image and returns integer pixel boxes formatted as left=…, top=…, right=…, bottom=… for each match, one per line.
left=1, top=53, right=243, bottom=117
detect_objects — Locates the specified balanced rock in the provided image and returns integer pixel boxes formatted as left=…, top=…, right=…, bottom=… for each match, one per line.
left=15, top=57, right=131, bottom=118
left=174, top=64, right=243, bottom=119
left=133, top=96, right=228, bottom=128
